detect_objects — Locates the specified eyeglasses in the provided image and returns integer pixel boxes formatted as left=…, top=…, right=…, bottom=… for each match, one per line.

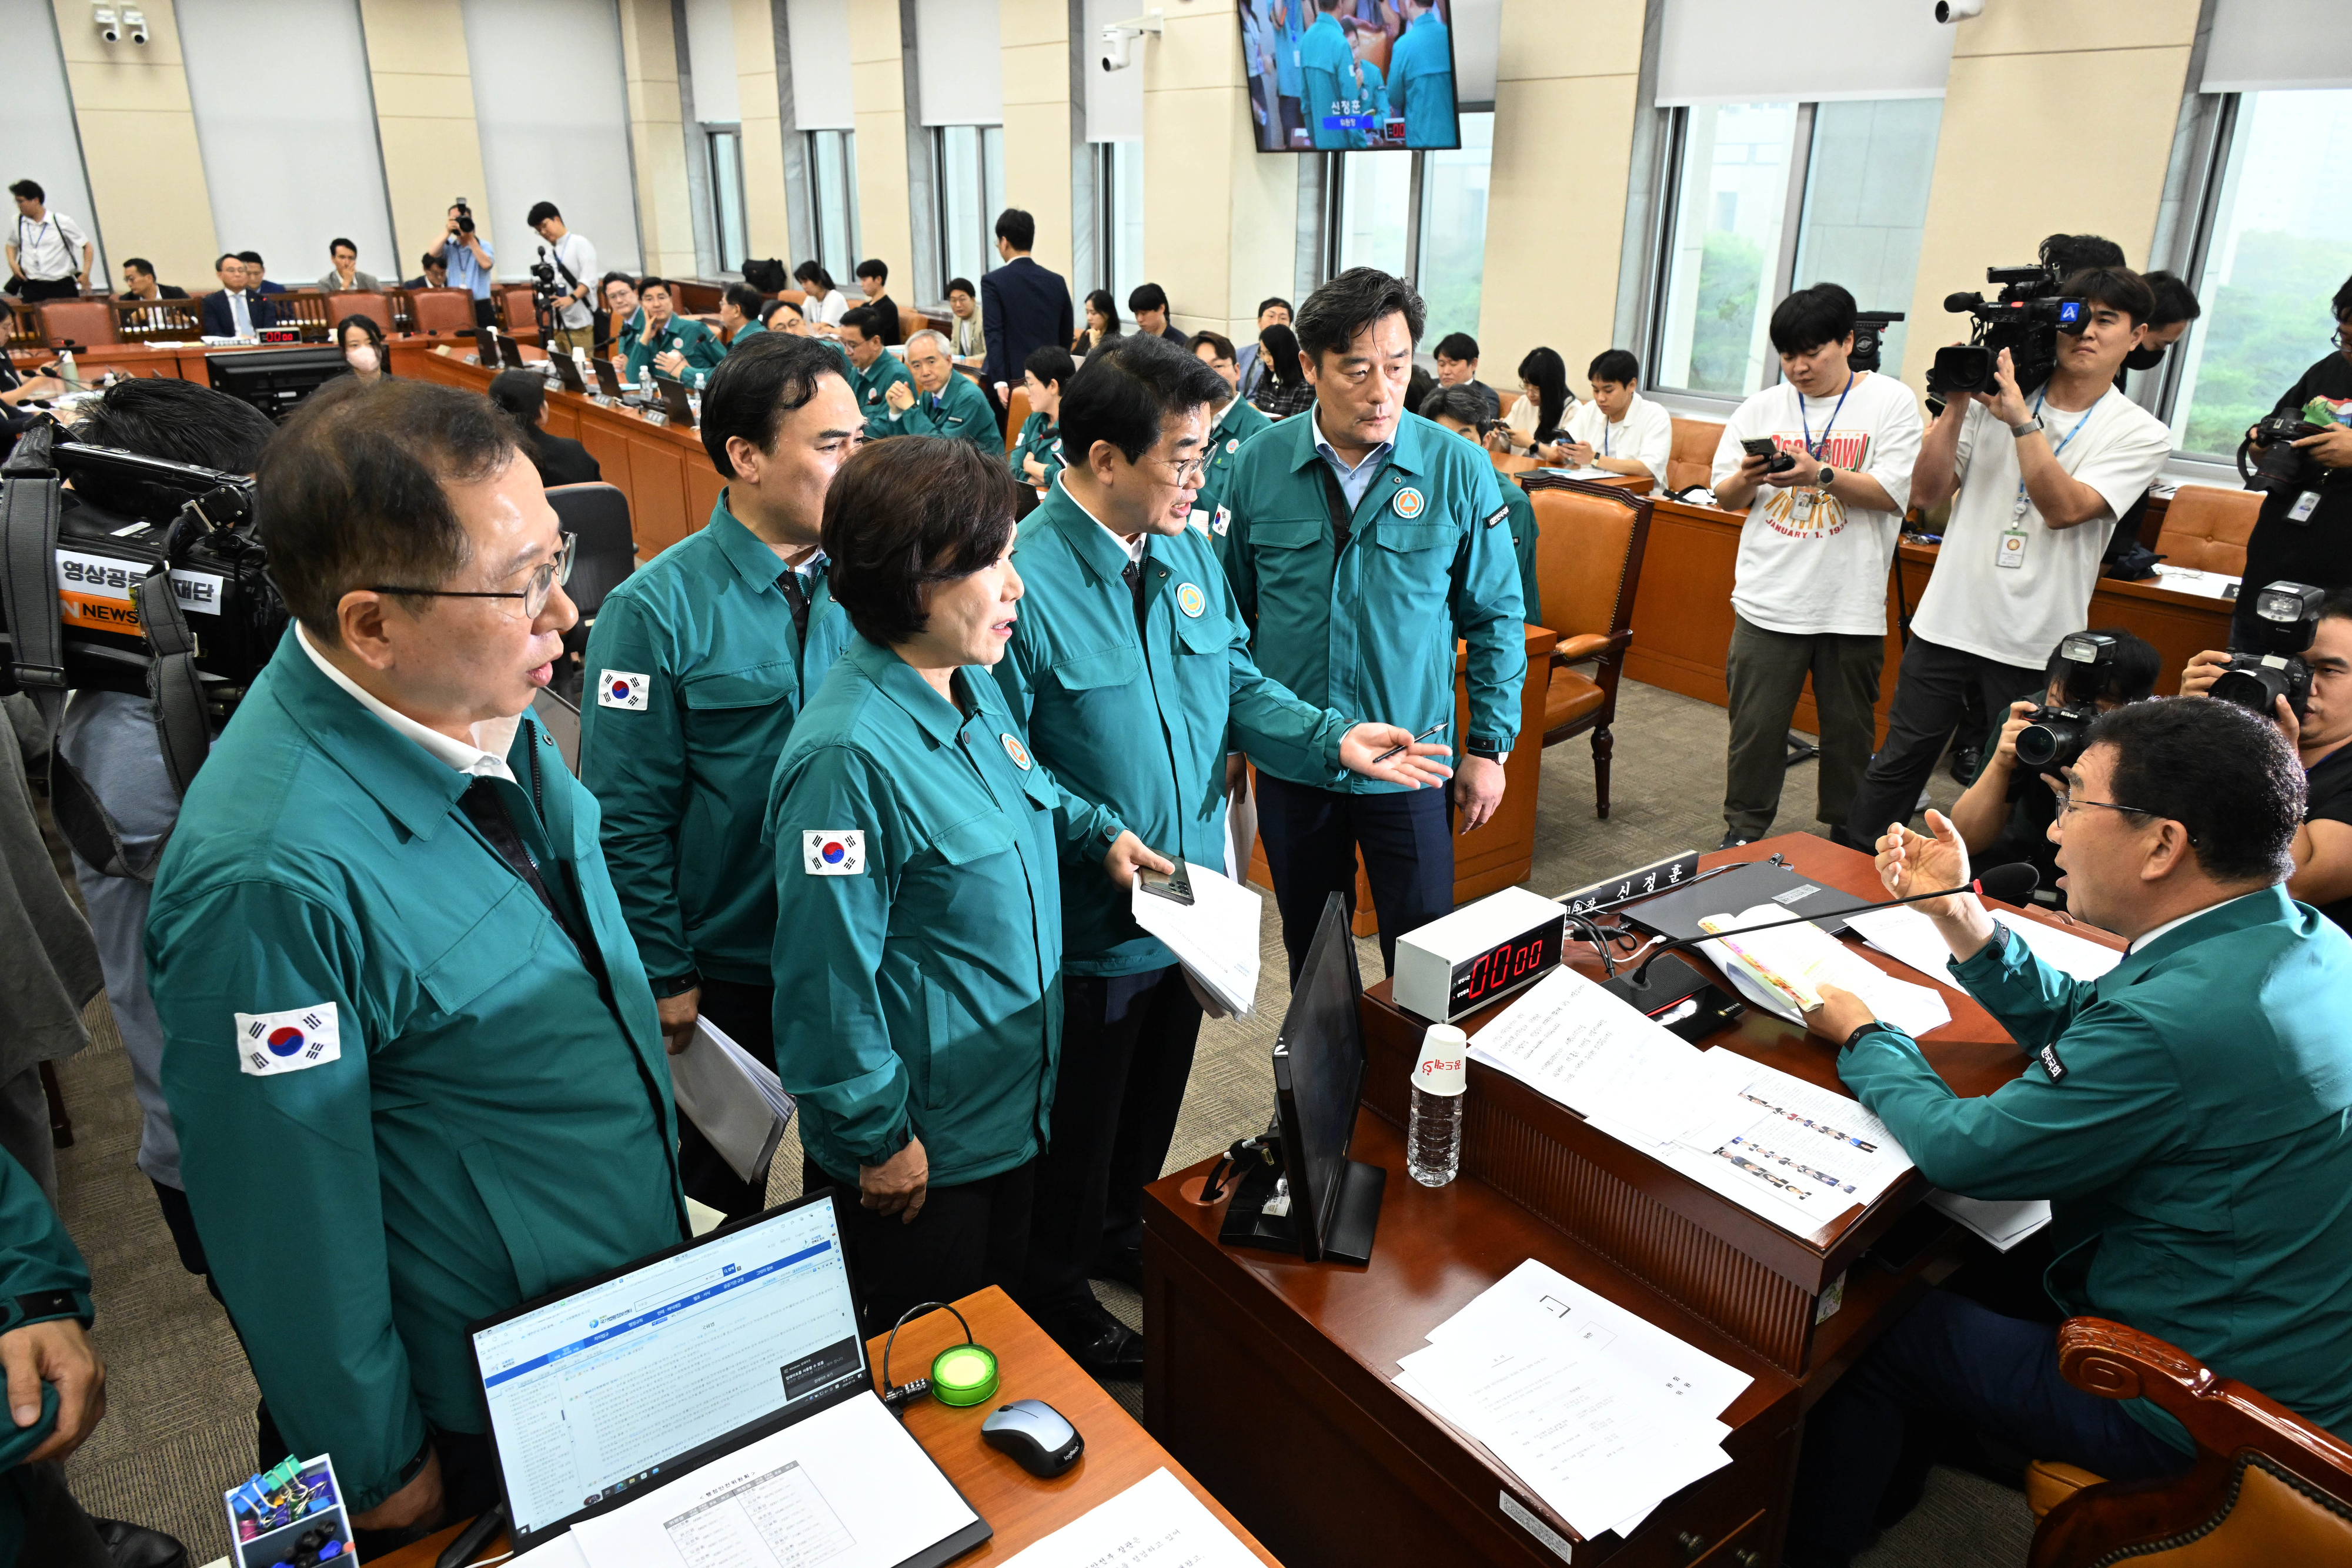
left=373, top=533, right=576, bottom=618
left=2049, top=787, right=2151, bottom=822
left=2334, top=326, right=2352, bottom=350
left=1154, top=453, right=1211, bottom=484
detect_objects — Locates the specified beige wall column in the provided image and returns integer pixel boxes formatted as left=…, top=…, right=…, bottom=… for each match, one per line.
left=1477, top=0, right=1646, bottom=385
left=1142, top=0, right=1295, bottom=342
left=846, top=2, right=914, bottom=278
left=1897, top=0, right=2201, bottom=388
left=618, top=0, right=699, bottom=279
left=1000, top=0, right=1075, bottom=281
left=357, top=0, right=491, bottom=273
left=736, top=0, right=794, bottom=260
left=48, top=0, right=215, bottom=286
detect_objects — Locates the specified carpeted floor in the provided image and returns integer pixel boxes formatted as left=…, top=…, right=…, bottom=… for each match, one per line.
left=48, top=677, right=2027, bottom=1566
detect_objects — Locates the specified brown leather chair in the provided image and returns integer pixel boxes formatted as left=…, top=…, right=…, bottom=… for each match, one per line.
left=899, top=306, right=931, bottom=340
left=406, top=287, right=477, bottom=336
left=1495, top=388, right=1519, bottom=422
left=2028, top=1319, right=2352, bottom=1567
left=2153, top=486, right=2261, bottom=578
left=1519, top=475, right=1652, bottom=818
left=1665, top=416, right=1720, bottom=493
left=1004, top=386, right=1032, bottom=457
left=36, top=299, right=118, bottom=349
left=326, top=291, right=392, bottom=332
left=495, top=284, right=540, bottom=335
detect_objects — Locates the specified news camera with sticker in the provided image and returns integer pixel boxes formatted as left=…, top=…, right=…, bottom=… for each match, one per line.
left=1927, top=263, right=2086, bottom=399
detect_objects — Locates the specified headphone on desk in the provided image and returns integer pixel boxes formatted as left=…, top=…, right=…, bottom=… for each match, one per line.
left=880, top=1301, right=1000, bottom=1417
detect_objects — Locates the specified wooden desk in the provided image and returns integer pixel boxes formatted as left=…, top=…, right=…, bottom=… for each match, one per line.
left=8, top=332, right=485, bottom=382
left=372, top=1286, right=1278, bottom=1568
left=1623, top=499, right=2234, bottom=743
left=1491, top=448, right=1653, bottom=496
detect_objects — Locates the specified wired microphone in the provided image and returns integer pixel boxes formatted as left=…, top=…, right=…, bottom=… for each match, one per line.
left=1623, top=862, right=2042, bottom=988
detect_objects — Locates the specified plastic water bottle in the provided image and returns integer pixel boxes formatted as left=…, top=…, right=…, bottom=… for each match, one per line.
left=56, top=349, right=78, bottom=389
left=689, top=372, right=705, bottom=422
left=1408, top=1023, right=1468, bottom=1188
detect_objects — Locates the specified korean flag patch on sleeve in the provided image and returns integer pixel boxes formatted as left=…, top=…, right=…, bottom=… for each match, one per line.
left=235, top=1004, right=343, bottom=1077
left=804, top=830, right=867, bottom=875
left=597, top=671, right=650, bottom=711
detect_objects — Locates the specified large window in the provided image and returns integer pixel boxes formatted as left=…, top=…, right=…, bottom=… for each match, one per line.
left=1318, top=111, right=1494, bottom=343
left=804, top=129, right=861, bottom=283
left=1094, top=141, right=1145, bottom=310
left=708, top=128, right=748, bottom=274
left=1652, top=98, right=1940, bottom=398
left=1335, top=151, right=1411, bottom=276
left=935, top=125, right=1005, bottom=293
left=2164, top=89, right=2352, bottom=459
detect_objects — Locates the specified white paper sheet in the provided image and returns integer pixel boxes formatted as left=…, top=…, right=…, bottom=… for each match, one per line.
left=1846, top=906, right=2121, bottom=989
left=1463, top=967, right=1722, bottom=1143
left=997, top=1467, right=1259, bottom=1568
left=1683, top=1052, right=1915, bottom=1213
left=510, top=1536, right=591, bottom=1568
left=1928, top=1191, right=2053, bottom=1252
left=569, top=1392, right=978, bottom=1568
left=1696, top=907, right=1950, bottom=1037
left=1131, top=861, right=1263, bottom=1017
left=2000, top=916, right=2125, bottom=982
left=670, top=1017, right=794, bottom=1185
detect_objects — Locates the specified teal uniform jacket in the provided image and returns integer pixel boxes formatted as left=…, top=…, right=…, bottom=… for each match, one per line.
left=625, top=313, right=727, bottom=383
left=1839, top=888, right=2352, bottom=1450
left=1271, top=0, right=1306, bottom=99
left=613, top=306, right=646, bottom=365
left=1219, top=409, right=1526, bottom=788
left=580, top=493, right=852, bottom=988
left=847, top=350, right=916, bottom=439
left=1011, top=411, right=1066, bottom=488
left=769, top=636, right=1071, bottom=1187
left=148, top=635, right=685, bottom=1510
left=726, top=317, right=766, bottom=352
left=892, top=370, right=995, bottom=448
left=0, top=1148, right=91, bottom=1567
left=1389, top=11, right=1456, bottom=146
left=1499, top=474, right=1544, bottom=627
left=994, top=481, right=1352, bottom=975
left=1299, top=14, right=1357, bottom=149
left=1197, top=397, right=1274, bottom=549
left=1348, top=60, right=1391, bottom=148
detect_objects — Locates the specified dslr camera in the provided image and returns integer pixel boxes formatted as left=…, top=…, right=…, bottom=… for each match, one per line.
left=2240, top=411, right=2324, bottom=494
left=2014, top=631, right=2117, bottom=770
left=2210, top=581, right=2326, bottom=720
left=452, top=196, right=477, bottom=235
left=1927, top=263, right=2086, bottom=398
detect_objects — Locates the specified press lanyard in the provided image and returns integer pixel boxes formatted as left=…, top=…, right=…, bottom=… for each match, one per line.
left=2011, top=391, right=2099, bottom=522
left=1799, top=375, right=1854, bottom=462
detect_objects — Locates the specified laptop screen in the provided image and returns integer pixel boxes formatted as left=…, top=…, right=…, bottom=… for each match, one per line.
left=470, top=1195, right=866, bottom=1541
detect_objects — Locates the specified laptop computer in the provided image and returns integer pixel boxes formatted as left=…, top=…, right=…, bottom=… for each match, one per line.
left=590, top=357, right=625, bottom=399
left=654, top=376, right=697, bottom=428
left=468, top=1190, right=990, bottom=1564
left=495, top=333, right=531, bottom=372
left=549, top=352, right=587, bottom=395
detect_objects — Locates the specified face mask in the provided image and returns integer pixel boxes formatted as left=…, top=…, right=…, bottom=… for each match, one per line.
left=345, top=346, right=379, bottom=372
left=2122, top=344, right=2166, bottom=373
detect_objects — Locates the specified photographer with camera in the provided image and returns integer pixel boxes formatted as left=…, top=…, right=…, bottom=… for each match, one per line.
left=1947, top=627, right=2158, bottom=904
left=2179, top=584, right=2352, bottom=933
left=526, top=202, right=597, bottom=359
left=1842, top=265, right=2171, bottom=848
left=2232, top=274, right=2352, bottom=650
left=427, top=200, right=496, bottom=332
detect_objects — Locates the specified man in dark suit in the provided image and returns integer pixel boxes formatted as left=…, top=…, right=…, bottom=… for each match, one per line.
left=980, top=208, right=1074, bottom=390
left=235, top=250, right=288, bottom=295
left=199, top=254, right=276, bottom=339
left=487, top=369, right=603, bottom=487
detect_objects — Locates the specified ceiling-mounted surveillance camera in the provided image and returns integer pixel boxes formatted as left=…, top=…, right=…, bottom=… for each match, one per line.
left=123, top=5, right=148, bottom=42
left=93, top=5, right=119, bottom=42
left=1098, top=9, right=1165, bottom=72
left=1935, top=0, right=1984, bottom=20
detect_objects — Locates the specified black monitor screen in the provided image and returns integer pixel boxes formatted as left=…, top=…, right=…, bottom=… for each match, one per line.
left=205, top=348, right=351, bottom=422
left=1241, top=0, right=1460, bottom=153
left=1276, top=897, right=1367, bottom=1249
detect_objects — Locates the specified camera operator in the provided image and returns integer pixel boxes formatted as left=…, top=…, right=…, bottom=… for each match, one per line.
left=1947, top=627, right=2157, bottom=904
left=428, top=200, right=496, bottom=332
left=2179, top=587, right=2352, bottom=933
left=2233, top=274, right=2352, bottom=649
left=526, top=202, right=597, bottom=359
left=1843, top=266, right=2171, bottom=848
left=147, top=379, right=684, bottom=1554
left=1790, top=697, right=2352, bottom=1566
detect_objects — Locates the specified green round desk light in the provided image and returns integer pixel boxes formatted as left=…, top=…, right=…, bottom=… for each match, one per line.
left=881, top=1301, right=1000, bottom=1413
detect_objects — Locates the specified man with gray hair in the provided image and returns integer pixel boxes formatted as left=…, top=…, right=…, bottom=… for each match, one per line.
left=883, top=329, right=996, bottom=447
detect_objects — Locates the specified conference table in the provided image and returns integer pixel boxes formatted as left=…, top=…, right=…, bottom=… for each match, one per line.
left=373, top=1286, right=1280, bottom=1568
left=1144, top=831, right=2105, bottom=1567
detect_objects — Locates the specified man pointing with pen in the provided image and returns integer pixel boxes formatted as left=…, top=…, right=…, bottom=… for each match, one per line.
left=994, top=332, right=1447, bottom=1379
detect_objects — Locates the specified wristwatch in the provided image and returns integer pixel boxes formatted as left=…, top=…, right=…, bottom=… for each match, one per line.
left=2010, top=415, right=2045, bottom=439
left=1467, top=746, right=1510, bottom=764
left=1816, top=465, right=1835, bottom=489
left=652, top=971, right=702, bottom=1000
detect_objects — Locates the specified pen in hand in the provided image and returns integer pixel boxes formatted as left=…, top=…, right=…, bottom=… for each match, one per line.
left=1372, top=723, right=1448, bottom=766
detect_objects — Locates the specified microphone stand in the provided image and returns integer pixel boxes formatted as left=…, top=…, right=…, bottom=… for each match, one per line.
left=1621, top=869, right=2036, bottom=989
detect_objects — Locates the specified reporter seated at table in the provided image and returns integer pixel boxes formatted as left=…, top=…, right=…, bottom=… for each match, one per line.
left=1948, top=627, right=2156, bottom=907
left=487, top=368, right=602, bottom=487
left=1552, top=349, right=1673, bottom=480
left=1787, top=697, right=2352, bottom=1568
left=767, top=436, right=1066, bottom=1336
left=338, top=313, right=392, bottom=385
left=884, top=331, right=994, bottom=447
left=1484, top=345, right=1572, bottom=457
left=1424, top=384, right=1542, bottom=626
left=2179, top=586, right=2352, bottom=933
left=627, top=278, right=726, bottom=385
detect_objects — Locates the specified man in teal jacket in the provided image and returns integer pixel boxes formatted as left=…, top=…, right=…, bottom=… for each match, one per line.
left=840, top=305, right=915, bottom=440
left=1788, top=698, right=2352, bottom=1567
left=885, top=330, right=995, bottom=448
left=995, top=334, right=1448, bottom=1376
left=1298, top=0, right=1358, bottom=150
left=624, top=276, right=726, bottom=385
left=1425, top=384, right=1543, bottom=625
left=1388, top=0, right=1457, bottom=148
left=149, top=381, right=683, bottom=1550
left=582, top=336, right=861, bottom=1216
left=1187, top=330, right=1273, bottom=542
left=1218, top=266, right=1525, bottom=976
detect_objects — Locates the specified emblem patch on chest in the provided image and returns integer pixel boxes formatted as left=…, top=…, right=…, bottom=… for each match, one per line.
left=1175, top=583, right=1207, bottom=617
left=1000, top=733, right=1034, bottom=770
left=1393, top=486, right=1426, bottom=519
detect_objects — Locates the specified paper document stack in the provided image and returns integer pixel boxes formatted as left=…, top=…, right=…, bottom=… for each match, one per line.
left=1465, top=967, right=1916, bottom=1235
left=669, top=1018, right=795, bottom=1185
left=1394, top=1259, right=1754, bottom=1542
left=998, top=1468, right=1260, bottom=1568
left=1697, top=905, right=1950, bottom=1037
left=1845, top=905, right=2120, bottom=989
left=1928, top=1191, right=2052, bottom=1252
left=1130, top=861, right=1262, bottom=1016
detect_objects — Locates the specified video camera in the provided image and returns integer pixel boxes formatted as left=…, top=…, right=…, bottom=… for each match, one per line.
left=529, top=246, right=563, bottom=316
left=2240, top=410, right=2326, bottom=494
left=2013, top=631, right=2117, bottom=770
left=2210, top=581, right=2325, bottom=721
left=1928, top=263, right=2086, bottom=398
left=1850, top=310, right=1905, bottom=375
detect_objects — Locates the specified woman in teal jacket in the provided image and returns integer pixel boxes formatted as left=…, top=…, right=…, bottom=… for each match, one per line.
left=1012, top=344, right=1075, bottom=493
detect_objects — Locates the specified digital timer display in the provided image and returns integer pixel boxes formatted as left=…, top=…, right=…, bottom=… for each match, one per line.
left=1448, top=918, right=1565, bottom=1012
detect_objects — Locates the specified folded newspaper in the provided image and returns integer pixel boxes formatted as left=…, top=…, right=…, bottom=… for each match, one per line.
left=670, top=1017, right=796, bottom=1184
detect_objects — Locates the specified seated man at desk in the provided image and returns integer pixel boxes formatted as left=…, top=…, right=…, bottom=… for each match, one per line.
left=199, top=253, right=274, bottom=339
left=884, top=331, right=994, bottom=447
left=839, top=307, right=914, bottom=440
left=399, top=253, right=448, bottom=291
left=1790, top=697, right=2352, bottom=1567
left=118, top=257, right=186, bottom=300
left=627, top=278, right=727, bottom=385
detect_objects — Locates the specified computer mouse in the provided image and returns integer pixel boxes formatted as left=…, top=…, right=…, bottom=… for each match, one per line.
left=980, top=1398, right=1084, bottom=1477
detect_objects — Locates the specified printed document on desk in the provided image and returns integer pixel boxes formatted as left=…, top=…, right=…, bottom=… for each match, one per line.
left=1464, top=967, right=1721, bottom=1143
left=1697, top=907, right=1950, bottom=1037
left=997, top=1467, right=1259, bottom=1568
left=1846, top=906, right=2120, bottom=989
left=569, top=1392, right=983, bottom=1568
left=1130, top=862, right=1262, bottom=1016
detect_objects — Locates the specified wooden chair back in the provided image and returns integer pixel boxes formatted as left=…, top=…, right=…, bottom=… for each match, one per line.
left=4, top=300, right=40, bottom=352
left=899, top=306, right=932, bottom=340
left=406, top=287, right=478, bottom=336
left=113, top=297, right=204, bottom=343
left=1522, top=476, right=1649, bottom=656
left=326, top=292, right=392, bottom=334
left=1666, top=416, right=1720, bottom=492
left=36, top=298, right=118, bottom=348
left=1004, top=386, right=1033, bottom=456
left=262, top=290, right=331, bottom=340
left=2152, top=486, right=2261, bottom=579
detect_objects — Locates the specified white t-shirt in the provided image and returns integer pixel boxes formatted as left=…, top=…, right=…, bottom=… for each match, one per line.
left=1711, top=372, right=1925, bottom=638
left=1563, top=392, right=1675, bottom=482
left=810, top=288, right=850, bottom=327
left=1910, top=387, right=2172, bottom=669
left=550, top=232, right=598, bottom=329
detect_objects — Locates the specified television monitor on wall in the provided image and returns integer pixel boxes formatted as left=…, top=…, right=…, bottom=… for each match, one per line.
left=1240, top=0, right=1461, bottom=153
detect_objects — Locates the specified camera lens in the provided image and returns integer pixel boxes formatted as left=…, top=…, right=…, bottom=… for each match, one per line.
left=2014, top=714, right=2083, bottom=771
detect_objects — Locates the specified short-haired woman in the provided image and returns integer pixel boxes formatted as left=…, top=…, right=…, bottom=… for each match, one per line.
left=769, top=435, right=1070, bottom=1334
left=338, top=314, right=392, bottom=384
left=1012, top=344, right=1075, bottom=492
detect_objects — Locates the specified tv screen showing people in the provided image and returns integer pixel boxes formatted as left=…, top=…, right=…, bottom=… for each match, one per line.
left=1240, top=0, right=1461, bottom=153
